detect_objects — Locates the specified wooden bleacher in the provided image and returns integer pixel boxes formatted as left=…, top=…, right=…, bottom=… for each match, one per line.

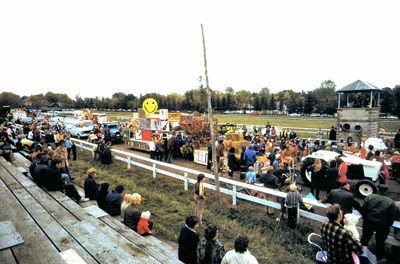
left=0, top=155, right=182, bottom=263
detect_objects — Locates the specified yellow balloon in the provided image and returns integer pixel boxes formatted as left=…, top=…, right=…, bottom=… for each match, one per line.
left=142, top=98, right=158, bottom=115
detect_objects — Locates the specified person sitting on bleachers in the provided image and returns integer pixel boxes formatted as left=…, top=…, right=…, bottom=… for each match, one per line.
left=123, top=193, right=142, bottom=231
left=42, top=156, right=86, bottom=203
left=105, top=184, right=124, bottom=216
left=32, top=150, right=52, bottom=187
left=84, top=167, right=99, bottom=200
left=97, top=182, right=110, bottom=211
left=137, top=211, right=153, bottom=236
left=120, top=193, right=132, bottom=220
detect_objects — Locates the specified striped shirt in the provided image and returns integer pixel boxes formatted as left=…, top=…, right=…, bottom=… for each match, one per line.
left=285, top=191, right=303, bottom=208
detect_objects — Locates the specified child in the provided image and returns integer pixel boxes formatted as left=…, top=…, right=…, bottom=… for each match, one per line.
left=344, top=213, right=360, bottom=264
left=137, top=211, right=153, bottom=236
left=245, top=166, right=256, bottom=184
left=65, top=136, right=72, bottom=160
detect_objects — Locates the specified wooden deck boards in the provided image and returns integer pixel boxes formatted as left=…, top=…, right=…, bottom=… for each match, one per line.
left=1, top=155, right=184, bottom=264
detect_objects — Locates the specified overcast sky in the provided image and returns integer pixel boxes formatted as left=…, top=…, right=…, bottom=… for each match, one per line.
left=0, top=0, right=399, bottom=99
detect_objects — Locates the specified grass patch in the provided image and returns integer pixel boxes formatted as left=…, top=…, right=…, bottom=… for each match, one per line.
left=70, top=149, right=317, bottom=264
left=101, top=111, right=398, bottom=132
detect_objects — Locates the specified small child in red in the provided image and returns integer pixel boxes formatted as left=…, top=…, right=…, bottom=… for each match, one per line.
left=137, top=211, right=152, bottom=236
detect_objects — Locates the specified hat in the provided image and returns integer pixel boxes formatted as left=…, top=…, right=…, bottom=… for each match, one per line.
left=248, top=166, right=254, bottom=171
left=344, top=213, right=359, bottom=225
left=275, top=154, right=281, bottom=158
left=141, top=211, right=151, bottom=220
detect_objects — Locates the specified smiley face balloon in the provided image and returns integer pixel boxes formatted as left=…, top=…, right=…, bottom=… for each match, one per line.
left=143, top=98, right=158, bottom=115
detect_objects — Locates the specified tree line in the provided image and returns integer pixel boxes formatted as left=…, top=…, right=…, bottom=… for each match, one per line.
left=1, top=80, right=399, bottom=116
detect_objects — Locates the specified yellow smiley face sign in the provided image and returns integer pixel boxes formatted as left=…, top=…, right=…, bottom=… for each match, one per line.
left=143, top=98, right=158, bottom=115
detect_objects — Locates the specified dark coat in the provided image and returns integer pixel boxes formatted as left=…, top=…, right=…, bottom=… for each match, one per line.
left=322, top=188, right=362, bottom=215
left=123, top=204, right=141, bottom=231
left=326, top=167, right=339, bottom=190
left=178, top=225, right=200, bottom=264
left=362, top=194, right=396, bottom=226
left=227, top=152, right=237, bottom=170
left=105, top=190, right=123, bottom=216
left=84, top=175, right=99, bottom=200
left=43, top=165, right=63, bottom=191
left=307, top=165, right=327, bottom=189
left=33, top=162, right=48, bottom=187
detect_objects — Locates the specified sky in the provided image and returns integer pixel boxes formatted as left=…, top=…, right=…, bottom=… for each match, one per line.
left=0, top=0, right=399, bottom=99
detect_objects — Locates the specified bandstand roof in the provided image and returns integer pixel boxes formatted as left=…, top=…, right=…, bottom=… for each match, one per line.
left=336, top=80, right=382, bottom=93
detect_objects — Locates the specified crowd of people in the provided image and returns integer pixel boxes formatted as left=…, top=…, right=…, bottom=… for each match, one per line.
left=2, top=113, right=400, bottom=263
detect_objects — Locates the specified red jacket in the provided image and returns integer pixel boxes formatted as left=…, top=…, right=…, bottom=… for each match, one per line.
left=137, top=218, right=151, bottom=235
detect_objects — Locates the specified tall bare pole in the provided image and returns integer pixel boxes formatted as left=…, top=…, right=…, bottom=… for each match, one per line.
left=201, top=24, right=220, bottom=203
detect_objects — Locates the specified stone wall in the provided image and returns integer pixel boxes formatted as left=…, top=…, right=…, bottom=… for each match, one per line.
left=336, top=107, right=380, bottom=142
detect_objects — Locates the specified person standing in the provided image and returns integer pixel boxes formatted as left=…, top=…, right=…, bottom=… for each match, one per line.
left=306, top=158, right=326, bottom=200
left=326, top=160, right=339, bottom=193
left=329, top=126, right=337, bottom=143
left=178, top=216, right=200, bottom=264
left=316, top=128, right=324, bottom=140
left=361, top=185, right=397, bottom=261
left=321, top=181, right=362, bottom=216
left=394, top=128, right=400, bottom=149
left=227, top=147, right=237, bottom=179
left=321, top=204, right=363, bottom=264
left=197, top=224, right=225, bottom=264
left=65, top=136, right=72, bottom=160
left=284, top=184, right=303, bottom=229
left=221, top=235, right=258, bottom=264
left=194, top=174, right=206, bottom=226
left=149, top=138, right=156, bottom=160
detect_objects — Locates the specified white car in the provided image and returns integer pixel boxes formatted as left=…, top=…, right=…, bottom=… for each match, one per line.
left=64, top=120, right=93, bottom=139
left=301, top=150, right=385, bottom=197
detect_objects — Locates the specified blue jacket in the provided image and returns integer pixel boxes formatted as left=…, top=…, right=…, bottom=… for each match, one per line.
left=243, top=149, right=256, bottom=167
left=105, top=190, right=123, bottom=216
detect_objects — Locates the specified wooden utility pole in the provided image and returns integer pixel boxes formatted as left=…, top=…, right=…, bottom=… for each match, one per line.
left=201, top=24, right=220, bottom=203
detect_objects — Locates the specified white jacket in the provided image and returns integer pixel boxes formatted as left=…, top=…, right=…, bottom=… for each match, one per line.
left=221, top=249, right=258, bottom=264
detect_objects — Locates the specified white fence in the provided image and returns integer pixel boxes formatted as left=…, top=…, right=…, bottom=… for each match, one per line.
left=71, top=138, right=399, bottom=235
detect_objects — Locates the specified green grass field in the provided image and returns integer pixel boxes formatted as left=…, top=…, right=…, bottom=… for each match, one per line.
left=70, top=150, right=316, bottom=264
left=103, top=111, right=398, bottom=133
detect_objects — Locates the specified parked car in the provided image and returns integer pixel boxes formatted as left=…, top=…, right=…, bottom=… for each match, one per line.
left=300, top=150, right=385, bottom=198
left=101, top=122, right=122, bottom=143
left=64, top=119, right=93, bottom=139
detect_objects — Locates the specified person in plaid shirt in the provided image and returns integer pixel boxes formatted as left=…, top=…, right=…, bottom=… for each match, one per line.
left=321, top=204, right=363, bottom=264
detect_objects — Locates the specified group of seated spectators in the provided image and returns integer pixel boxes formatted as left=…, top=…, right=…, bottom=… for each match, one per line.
left=178, top=216, right=259, bottom=264
left=29, top=144, right=85, bottom=203
left=83, top=170, right=154, bottom=236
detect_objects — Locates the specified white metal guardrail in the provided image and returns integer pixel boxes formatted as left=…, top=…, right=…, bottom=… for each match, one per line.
left=71, top=138, right=399, bottom=233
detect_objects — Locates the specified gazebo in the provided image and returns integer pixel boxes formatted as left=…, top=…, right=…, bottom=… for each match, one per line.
left=337, top=80, right=382, bottom=108
left=336, top=80, right=382, bottom=141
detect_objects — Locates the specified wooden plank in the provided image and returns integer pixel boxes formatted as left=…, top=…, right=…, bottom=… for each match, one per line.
left=0, top=248, right=17, bottom=264
left=0, top=165, right=97, bottom=264
left=0, top=221, right=24, bottom=250
left=0, top=176, right=65, bottom=264
left=100, top=215, right=181, bottom=264
left=0, top=159, right=146, bottom=264
left=49, top=191, right=160, bottom=264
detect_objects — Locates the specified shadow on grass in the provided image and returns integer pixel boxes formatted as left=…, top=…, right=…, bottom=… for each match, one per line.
left=70, top=149, right=317, bottom=264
